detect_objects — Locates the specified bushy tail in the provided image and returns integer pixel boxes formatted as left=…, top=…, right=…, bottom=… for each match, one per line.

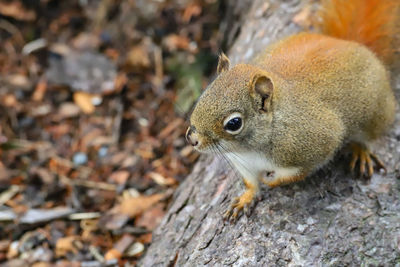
left=318, top=0, right=399, bottom=63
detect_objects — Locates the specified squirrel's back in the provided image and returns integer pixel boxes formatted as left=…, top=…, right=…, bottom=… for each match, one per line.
left=252, top=33, right=367, bottom=83
left=250, top=0, right=398, bottom=148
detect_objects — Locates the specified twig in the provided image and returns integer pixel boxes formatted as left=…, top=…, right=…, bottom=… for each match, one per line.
left=68, top=212, right=101, bottom=220
left=0, top=185, right=19, bottom=206
left=0, top=19, right=25, bottom=46
left=89, top=245, right=105, bottom=262
left=22, top=38, right=47, bottom=55
left=153, top=45, right=164, bottom=92
left=112, top=97, right=123, bottom=144
left=60, top=175, right=117, bottom=191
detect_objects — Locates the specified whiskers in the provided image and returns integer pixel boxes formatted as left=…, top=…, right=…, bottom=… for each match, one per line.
left=209, top=140, right=256, bottom=179
left=208, top=141, right=239, bottom=179
left=210, top=141, right=231, bottom=169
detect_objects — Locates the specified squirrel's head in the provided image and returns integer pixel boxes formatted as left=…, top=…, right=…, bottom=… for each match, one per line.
left=186, top=53, right=276, bottom=153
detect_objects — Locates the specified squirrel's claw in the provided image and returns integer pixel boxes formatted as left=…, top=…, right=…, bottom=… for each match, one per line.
left=350, top=143, right=387, bottom=178
left=222, top=207, right=233, bottom=221
left=223, top=187, right=256, bottom=222
left=223, top=198, right=239, bottom=221
left=243, top=204, right=249, bottom=217
left=370, top=153, right=387, bottom=174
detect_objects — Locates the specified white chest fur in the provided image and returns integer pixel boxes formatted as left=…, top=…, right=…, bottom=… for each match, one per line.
left=224, top=150, right=300, bottom=184
left=225, top=151, right=274, bottom=178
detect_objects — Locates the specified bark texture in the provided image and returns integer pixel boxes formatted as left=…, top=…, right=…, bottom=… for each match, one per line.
left=140, top=0, right=400, bottom=265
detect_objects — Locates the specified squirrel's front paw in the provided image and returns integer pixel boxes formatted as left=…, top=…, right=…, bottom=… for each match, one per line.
left=223, top=186, right=256, bottom=222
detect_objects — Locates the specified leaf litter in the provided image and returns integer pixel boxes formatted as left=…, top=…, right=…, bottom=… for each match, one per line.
left=0, top=0, right=222, bottom=265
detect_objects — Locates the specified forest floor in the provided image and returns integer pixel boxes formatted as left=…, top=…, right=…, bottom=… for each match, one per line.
left=0, top=0, right=223, bottom=266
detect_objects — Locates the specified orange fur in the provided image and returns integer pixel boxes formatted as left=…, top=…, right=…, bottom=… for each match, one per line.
left=255, top=33, right=353, bottom=81
left=265, top=174, right=306, bottom=188
left=318, top=0, right=400, bottom=63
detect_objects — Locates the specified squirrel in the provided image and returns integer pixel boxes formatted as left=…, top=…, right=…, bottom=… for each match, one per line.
left=186, top=0, right=399, bottom=221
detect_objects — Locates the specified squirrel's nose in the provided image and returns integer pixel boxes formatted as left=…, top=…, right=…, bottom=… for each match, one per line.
left=186, top=126, right=199, bottom=146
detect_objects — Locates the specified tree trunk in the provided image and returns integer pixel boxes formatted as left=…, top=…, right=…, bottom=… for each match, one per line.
left=140, top=0, right=400, bottom=265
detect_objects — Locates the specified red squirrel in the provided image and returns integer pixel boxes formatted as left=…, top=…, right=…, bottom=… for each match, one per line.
left=186, top=0, right=399, bottom=221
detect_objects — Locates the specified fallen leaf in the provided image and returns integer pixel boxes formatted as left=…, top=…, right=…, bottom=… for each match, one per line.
left=32, top=78, right=47, bottom=102
left=148, top=172, right=176, bottom=186
left=182, top=3, right=202, bottom=22
left=126, top=44, right=151, bottom=69
left=30, top=104, right=52, bottom=117
left=71, top=32, right=100, bottom=50
left=0, top=1, right=36, bottom=21
left=163, top=34, right=191, bottom=52
left=1, top=94, right=21, bottom=110
left=58, top=102, right=81, bottom=119
left=121, top=156, right=139, bottom=168
left=104, top=234, right=134, bottom=261
left=73, top=92, right=96, bottom=114
left=48, top=157, right=72, bottom=176
left=54, top=260, right=81, bottom=267
left=55, top=236, right=80, bottom=257
left=5, top=74, right=31, bottom=88
left=134, top=146, right=154, bottom=159
left=32, top=262, right=52, bottom=267
left=120, top=194, right=164, bottom=218
left=135, top=203, right=165, bottom=231
left=112, top=73, right=127, bottom=94
left=6, top=241, right=19, bottom=259
left=124, top=242, right=144, bottom=257
left=104, top=248, right=122, bottom=261
left=0, top=240, right=10, bottom=252
left=109, top=170, right=130, bottom=185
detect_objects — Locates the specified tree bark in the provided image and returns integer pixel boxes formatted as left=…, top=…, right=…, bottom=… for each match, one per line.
left=140, top=0, right=400, bottom=265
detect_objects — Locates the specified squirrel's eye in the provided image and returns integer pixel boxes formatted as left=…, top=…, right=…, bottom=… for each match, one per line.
left=223, top=113, right=243, bottom=135
left=225, top=118, right=242, bottom=131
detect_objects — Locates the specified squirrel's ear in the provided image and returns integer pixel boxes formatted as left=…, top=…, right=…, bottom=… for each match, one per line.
left=251, top=75, right=274, bottom=112
left=217, top=52, right=230, bottom=74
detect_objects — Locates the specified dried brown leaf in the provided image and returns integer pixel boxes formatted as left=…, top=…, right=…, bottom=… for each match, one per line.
left=32, top=262, right=52, bottom=267
left=182, top=3, right=202, bottom=22
left=135, top=203, right=165, bottom=231
left=148, top=172, right=176, bottom=186
left=104, top=248, right=122, bottom=261
left=5, top=74, right=31, bottom=88
left=126, top=45, right=151, bottom=69
left=163, top=34, right=191, bottom=52
left=105, top=234, right=134, bottom=260
left=73, top=92, right=96, bottom=114
left=109, top=170, right=130, bottom=185
left=120, top=194, right=164, bottom=218
left=55, top=236, right=80, bottom=257
left=32, top=78, right=47, bottom=102
left=0, top=1, right=36, bottom=21
left=58, top=103, right=81, bottom=119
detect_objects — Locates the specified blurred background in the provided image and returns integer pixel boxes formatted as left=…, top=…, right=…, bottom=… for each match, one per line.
left=0, top=0, right=231, bottom=265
